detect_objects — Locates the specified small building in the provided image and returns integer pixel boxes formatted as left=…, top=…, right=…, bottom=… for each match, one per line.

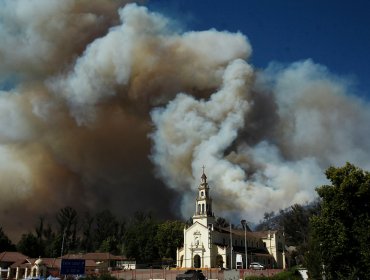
left=0, top=252, right=130, bottom=279
left=0, top=252, right=30, bottom=279
left=61, top=252, right=129, bottom=274
left=2, top=255, right=49, bottom=280
left=83, top=252, right=128, bottom=272
left=176, top=170, right=286, bottom=269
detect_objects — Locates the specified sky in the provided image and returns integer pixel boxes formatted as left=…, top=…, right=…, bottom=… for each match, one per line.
left=1, top=0, right=370, bottom=240
left=148, top=0, right=370, bottom=97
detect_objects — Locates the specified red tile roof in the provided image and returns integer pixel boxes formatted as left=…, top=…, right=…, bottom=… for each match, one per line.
left=60, top=254, right=85, bottom=260
left=1, top=251, right=125, bottom=267
left=83, top=253, right=125, bottom=261
left=0, top=252, right=29, bottom=263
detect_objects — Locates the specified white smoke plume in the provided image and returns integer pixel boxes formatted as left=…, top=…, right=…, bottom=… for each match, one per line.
left=150, top=57, right=370, bottom=223
left=0, top=1, right=369, bottom=239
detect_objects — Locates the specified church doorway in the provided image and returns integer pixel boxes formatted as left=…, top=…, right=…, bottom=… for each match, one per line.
left=194, top=255, right=201, bottom=268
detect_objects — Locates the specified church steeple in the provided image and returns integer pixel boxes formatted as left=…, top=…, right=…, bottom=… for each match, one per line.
left=193, top=167, right=215, bottom=227
left=201, top=166, right=207, bottom=184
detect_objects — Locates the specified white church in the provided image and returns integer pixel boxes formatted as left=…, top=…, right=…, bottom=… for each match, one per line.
left=176, top=170, right=286, bottom=269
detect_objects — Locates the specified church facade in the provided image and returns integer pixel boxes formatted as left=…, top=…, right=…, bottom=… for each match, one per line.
left=176, top=170, right=286, bottom=269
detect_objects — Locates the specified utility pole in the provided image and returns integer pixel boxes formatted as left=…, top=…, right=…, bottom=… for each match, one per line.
left=282, top=230, right=286, bottom=269
left=60, top=229, right=66, bottom=257
left=241, top=220, right=248, bottom=269
left=229, top=224, right=233, bottom=269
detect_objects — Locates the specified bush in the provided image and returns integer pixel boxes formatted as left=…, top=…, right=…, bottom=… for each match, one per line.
left=245, top=277, right=265, bottom=280
left=245, top=268, right=302, bottom=280
left=84, top=274, right=118, bottom=280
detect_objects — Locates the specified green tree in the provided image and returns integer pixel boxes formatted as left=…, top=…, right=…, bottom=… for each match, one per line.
left=17, top=233, right=39, bottom=257
left=33, top=216, right=47, bottom=257
left=304, top=239, right=323, bottom=279
left=92, top=210, right=124, bottom=254
left=93, top=210, right=118, bottom=246
left=155, top=220, right=185, bottom=259
left=309, top=163, right=370, bottom=279
left=80, top=212, right=94, bottom=252
left=124, top=212, right=159, bottom=263
left=17, top=217, right=58, bottom=258
left=281, top=202, right=320, bottom=266
left=56, top=206, right=78, bottom=254
left=282, top=204, right=310, bottom=245
left=215, top=217, right=229, bottom=228
left=43, top=223, right=58, bottom=257
left=99, top=236, right=118, bottom=253
left=255, top=211, right=281, bottom=231
left=44, top=233, right=63, bottom=258
left=0, top=227, right=16, bottom=251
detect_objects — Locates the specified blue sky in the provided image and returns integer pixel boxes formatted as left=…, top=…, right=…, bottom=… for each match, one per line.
left=148, top=0, right=370, bottom=98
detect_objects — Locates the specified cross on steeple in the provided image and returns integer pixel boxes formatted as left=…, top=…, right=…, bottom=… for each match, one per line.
left=201, top=165, right=207, bottom=183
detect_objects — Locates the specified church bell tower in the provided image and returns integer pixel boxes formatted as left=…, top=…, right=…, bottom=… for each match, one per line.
left=192, top=167, right=215, bottom=227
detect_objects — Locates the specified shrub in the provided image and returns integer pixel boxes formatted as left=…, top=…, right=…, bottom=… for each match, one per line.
left=245, top=268, right=302, bottom=280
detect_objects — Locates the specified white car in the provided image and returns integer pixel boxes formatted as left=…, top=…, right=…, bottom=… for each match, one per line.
left=249, top=262, right=265, bottom=270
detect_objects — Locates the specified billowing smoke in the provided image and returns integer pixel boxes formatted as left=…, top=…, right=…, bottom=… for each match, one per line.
left=151, top=58, right=370, bottom=221
left=1, top=1, right=370, bottom=239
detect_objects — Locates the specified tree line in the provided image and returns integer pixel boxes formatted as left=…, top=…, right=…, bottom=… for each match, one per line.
left=0, top=209, right=185, bottom=265
left=1, top=163, right=370, bottom=278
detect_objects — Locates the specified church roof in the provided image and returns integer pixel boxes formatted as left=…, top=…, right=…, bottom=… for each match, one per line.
left=213, top=226, right=270, bottom=239
left=186, top=221, right=209, bottom=231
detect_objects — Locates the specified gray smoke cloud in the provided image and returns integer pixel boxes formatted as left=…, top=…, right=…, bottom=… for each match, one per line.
left=150, top=56, right=370, bottom=223
left=1, top=1, right=369, bottom=239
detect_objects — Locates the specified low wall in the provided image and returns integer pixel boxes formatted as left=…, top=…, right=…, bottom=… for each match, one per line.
left=111, top=268, right=285, bottom=280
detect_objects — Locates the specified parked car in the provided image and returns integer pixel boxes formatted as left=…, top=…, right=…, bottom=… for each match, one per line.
left=176, top=269, right=207, bottom=280
left=249, top=262, right=265, bottom=270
